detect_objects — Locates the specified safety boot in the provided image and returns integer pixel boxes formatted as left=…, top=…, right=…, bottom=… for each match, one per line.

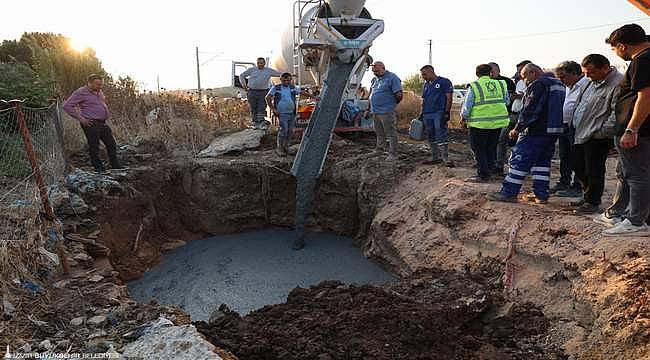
left=423, top=143, right=442, bottom=165
left=276, top=136, right=287, bottom=157
left=282, top=138, right=290, bottom=156
left=387, top=140, right=398, bottom=161
left=439, top=144, right=455, bottom=167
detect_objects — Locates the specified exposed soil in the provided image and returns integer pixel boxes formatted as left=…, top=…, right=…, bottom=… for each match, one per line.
left=5, top=127, right=650, bottom=359
left=196, top=268, right=566, bottom=360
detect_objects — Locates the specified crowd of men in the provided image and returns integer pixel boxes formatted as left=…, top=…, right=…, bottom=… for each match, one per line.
left=354, top=23, right=650, bottom=238
left=63, top=23, right=649, bottom=238
left=455, top=23, right=648, bottom=237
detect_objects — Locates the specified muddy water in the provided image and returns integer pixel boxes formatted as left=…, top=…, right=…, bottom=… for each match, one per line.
left=127, top=229, right=394, bottom=320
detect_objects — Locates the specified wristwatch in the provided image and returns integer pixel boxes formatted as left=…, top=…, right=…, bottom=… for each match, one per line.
left=625, top=128, right=638, bottom=135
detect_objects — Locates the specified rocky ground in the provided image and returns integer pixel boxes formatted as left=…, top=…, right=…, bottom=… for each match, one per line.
left=1, top=128, right=650, bottom=359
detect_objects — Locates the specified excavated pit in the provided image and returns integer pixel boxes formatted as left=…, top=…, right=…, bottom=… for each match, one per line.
left=127, top=230, right=395, bottom=319
left=65, top=134, right=650, bottom=359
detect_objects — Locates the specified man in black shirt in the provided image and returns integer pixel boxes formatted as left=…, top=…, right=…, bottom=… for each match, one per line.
left=599, top=24, right=650, bottom=237
left=489, top=62, right=516, bottom=176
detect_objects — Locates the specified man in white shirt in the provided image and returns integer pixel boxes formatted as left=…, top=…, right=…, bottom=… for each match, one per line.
left=239, top=57, right=283, bottom=129
left=496, top=60, right=530, bottom=176
left=553, top=61, right=590, bottom=197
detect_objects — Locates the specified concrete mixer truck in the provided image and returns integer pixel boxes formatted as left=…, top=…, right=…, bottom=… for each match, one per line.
left=270, top=0, right=385, bottom=249
left=270, top=0, right=383, bottom=135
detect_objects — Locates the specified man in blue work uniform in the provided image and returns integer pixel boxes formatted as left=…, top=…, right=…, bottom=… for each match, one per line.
left=266, top=73, right=316, bottom=156
left=419, top=65, right=454, bottom=166
left=488, top=63, right=566, bottom=203
left=366, top=61, right=403, bottom=160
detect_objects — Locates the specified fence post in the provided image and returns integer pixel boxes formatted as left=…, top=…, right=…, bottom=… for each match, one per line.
left=11, top=100, right=55, bottom=219
left=10, top=99, right=69, bottom=275
left=49, top=99, right=71, bottom=174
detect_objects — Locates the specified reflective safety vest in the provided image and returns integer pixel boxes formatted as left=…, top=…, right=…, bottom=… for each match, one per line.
left=468, top=76, right=510, bottom=129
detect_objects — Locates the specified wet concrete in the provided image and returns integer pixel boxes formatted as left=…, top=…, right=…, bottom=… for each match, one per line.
left=127, top=229, right=395, bottom=320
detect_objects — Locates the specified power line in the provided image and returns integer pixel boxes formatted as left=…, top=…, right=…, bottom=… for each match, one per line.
left=436, top=17, right=650, bottom=44
left=200, top=52, right=225, bottom=66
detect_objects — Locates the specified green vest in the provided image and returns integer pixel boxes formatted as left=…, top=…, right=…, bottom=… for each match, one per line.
left=468, top=76, right=510, bottom=129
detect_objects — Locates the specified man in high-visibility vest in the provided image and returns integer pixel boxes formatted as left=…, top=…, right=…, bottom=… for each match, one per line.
left=488, top=63, right=566, bottom=203
left=460, top=64, right=510, bottom=182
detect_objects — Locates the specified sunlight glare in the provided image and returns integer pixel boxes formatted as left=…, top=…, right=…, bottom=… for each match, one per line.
left=68, top=38, right=88, bottom=52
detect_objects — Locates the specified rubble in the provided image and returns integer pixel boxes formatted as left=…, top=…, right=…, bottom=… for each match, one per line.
left=66, top=169, right=123, bottom=197
left=70, top=316, right=85, bottom=327
left=48, top=185, right=89, bottom=215
left=197, top=129, right=266, bottom=157
left=122, top=317, right=223, bottom=360
left=87, top=315, right=107, bottom=326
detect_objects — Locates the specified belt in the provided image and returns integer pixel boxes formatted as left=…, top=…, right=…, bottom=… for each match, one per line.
left=249, top=88, right=269, bottom=91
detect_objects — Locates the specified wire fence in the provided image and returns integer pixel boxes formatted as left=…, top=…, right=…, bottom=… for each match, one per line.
left=0, top=101, right=67, bottom=281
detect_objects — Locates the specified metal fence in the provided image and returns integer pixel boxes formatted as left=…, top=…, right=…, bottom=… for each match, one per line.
left=0, top=100, right=67, bottom=279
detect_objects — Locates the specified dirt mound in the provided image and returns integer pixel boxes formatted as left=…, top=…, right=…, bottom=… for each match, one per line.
left=195, top=270, right=566, bottom=360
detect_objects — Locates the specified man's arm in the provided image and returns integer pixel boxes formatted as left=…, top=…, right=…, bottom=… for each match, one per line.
left=62, top=90, right=83, bottom=120
left=506, top=78, right=516, bottom=98
left=445, top=93, right=453, bottom=113
left=240, top=68, right=251, bottom=90
left=394, top=90, right=404, bottom=104
left=268, top=67, right=283, bottom=77
left=265, top=88, right=277, bottom=115
left=629, top=87, right=650, bottom=130
left=444, top=79, right=453, bottom=113
left=621, top=87, right=650, bottom=148
left=62, top=89, right=93, bottom=127
left=515, top=82, right=545, bottom=132
left=460, top=87, right=474, bottom=126
left=392, top=75, right=403, bottom=104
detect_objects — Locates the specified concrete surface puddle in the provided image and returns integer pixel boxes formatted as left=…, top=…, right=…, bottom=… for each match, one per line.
left=127, top=229, right=395, bottom=320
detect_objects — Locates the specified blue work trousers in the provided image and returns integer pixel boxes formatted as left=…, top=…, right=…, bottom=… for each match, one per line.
left=501, top=135, right=556, bottom=200
left=278, top=113, right=295, bottom=139
left=423, top=111, right=448, bottom=146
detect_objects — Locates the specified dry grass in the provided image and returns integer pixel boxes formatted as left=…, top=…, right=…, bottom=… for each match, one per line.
left=0, top=194, right=43, bottom=287
left=395, top=91, right=464, bottom=130
left=395, top=91, right=420, bottom=130
left=61, top=91, right=250, bottom=155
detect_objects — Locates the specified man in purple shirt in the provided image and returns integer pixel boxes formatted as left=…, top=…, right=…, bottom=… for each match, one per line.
left=63, top=74, right=121, bottom=172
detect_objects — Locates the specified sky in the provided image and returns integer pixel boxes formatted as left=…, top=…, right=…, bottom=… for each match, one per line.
left=1, top=0, right=648, bottom=91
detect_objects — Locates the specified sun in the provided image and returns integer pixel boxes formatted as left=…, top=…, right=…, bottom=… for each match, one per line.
left=68, top=38, right=88, bottom=52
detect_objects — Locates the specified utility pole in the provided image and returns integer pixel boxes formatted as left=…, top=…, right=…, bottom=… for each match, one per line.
left=428, top=39, right=432, bottom=65
left=195, top=46, right=202, bottom=98
left=156, top=75, right=160, bottom=93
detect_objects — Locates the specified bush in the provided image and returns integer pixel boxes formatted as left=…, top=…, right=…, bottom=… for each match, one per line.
left=402, top=73, right=424, bottom=95
left=0, top=62, right=49, bottom=107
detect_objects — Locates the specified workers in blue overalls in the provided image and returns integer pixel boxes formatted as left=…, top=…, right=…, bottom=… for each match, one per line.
left=488, top=63, right=566, bottom=203
left=419, top=65, right=455, bottom=166
left=266, top=73, right=316, bottom=157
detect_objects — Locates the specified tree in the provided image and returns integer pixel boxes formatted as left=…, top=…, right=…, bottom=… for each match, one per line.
left=402, top=73, right=424, bottom=95
left=20, top=32, right=106, bottom=97
left=0, top=62, right=49, bottom=107
left=0, top=39, right=33, bottom=65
